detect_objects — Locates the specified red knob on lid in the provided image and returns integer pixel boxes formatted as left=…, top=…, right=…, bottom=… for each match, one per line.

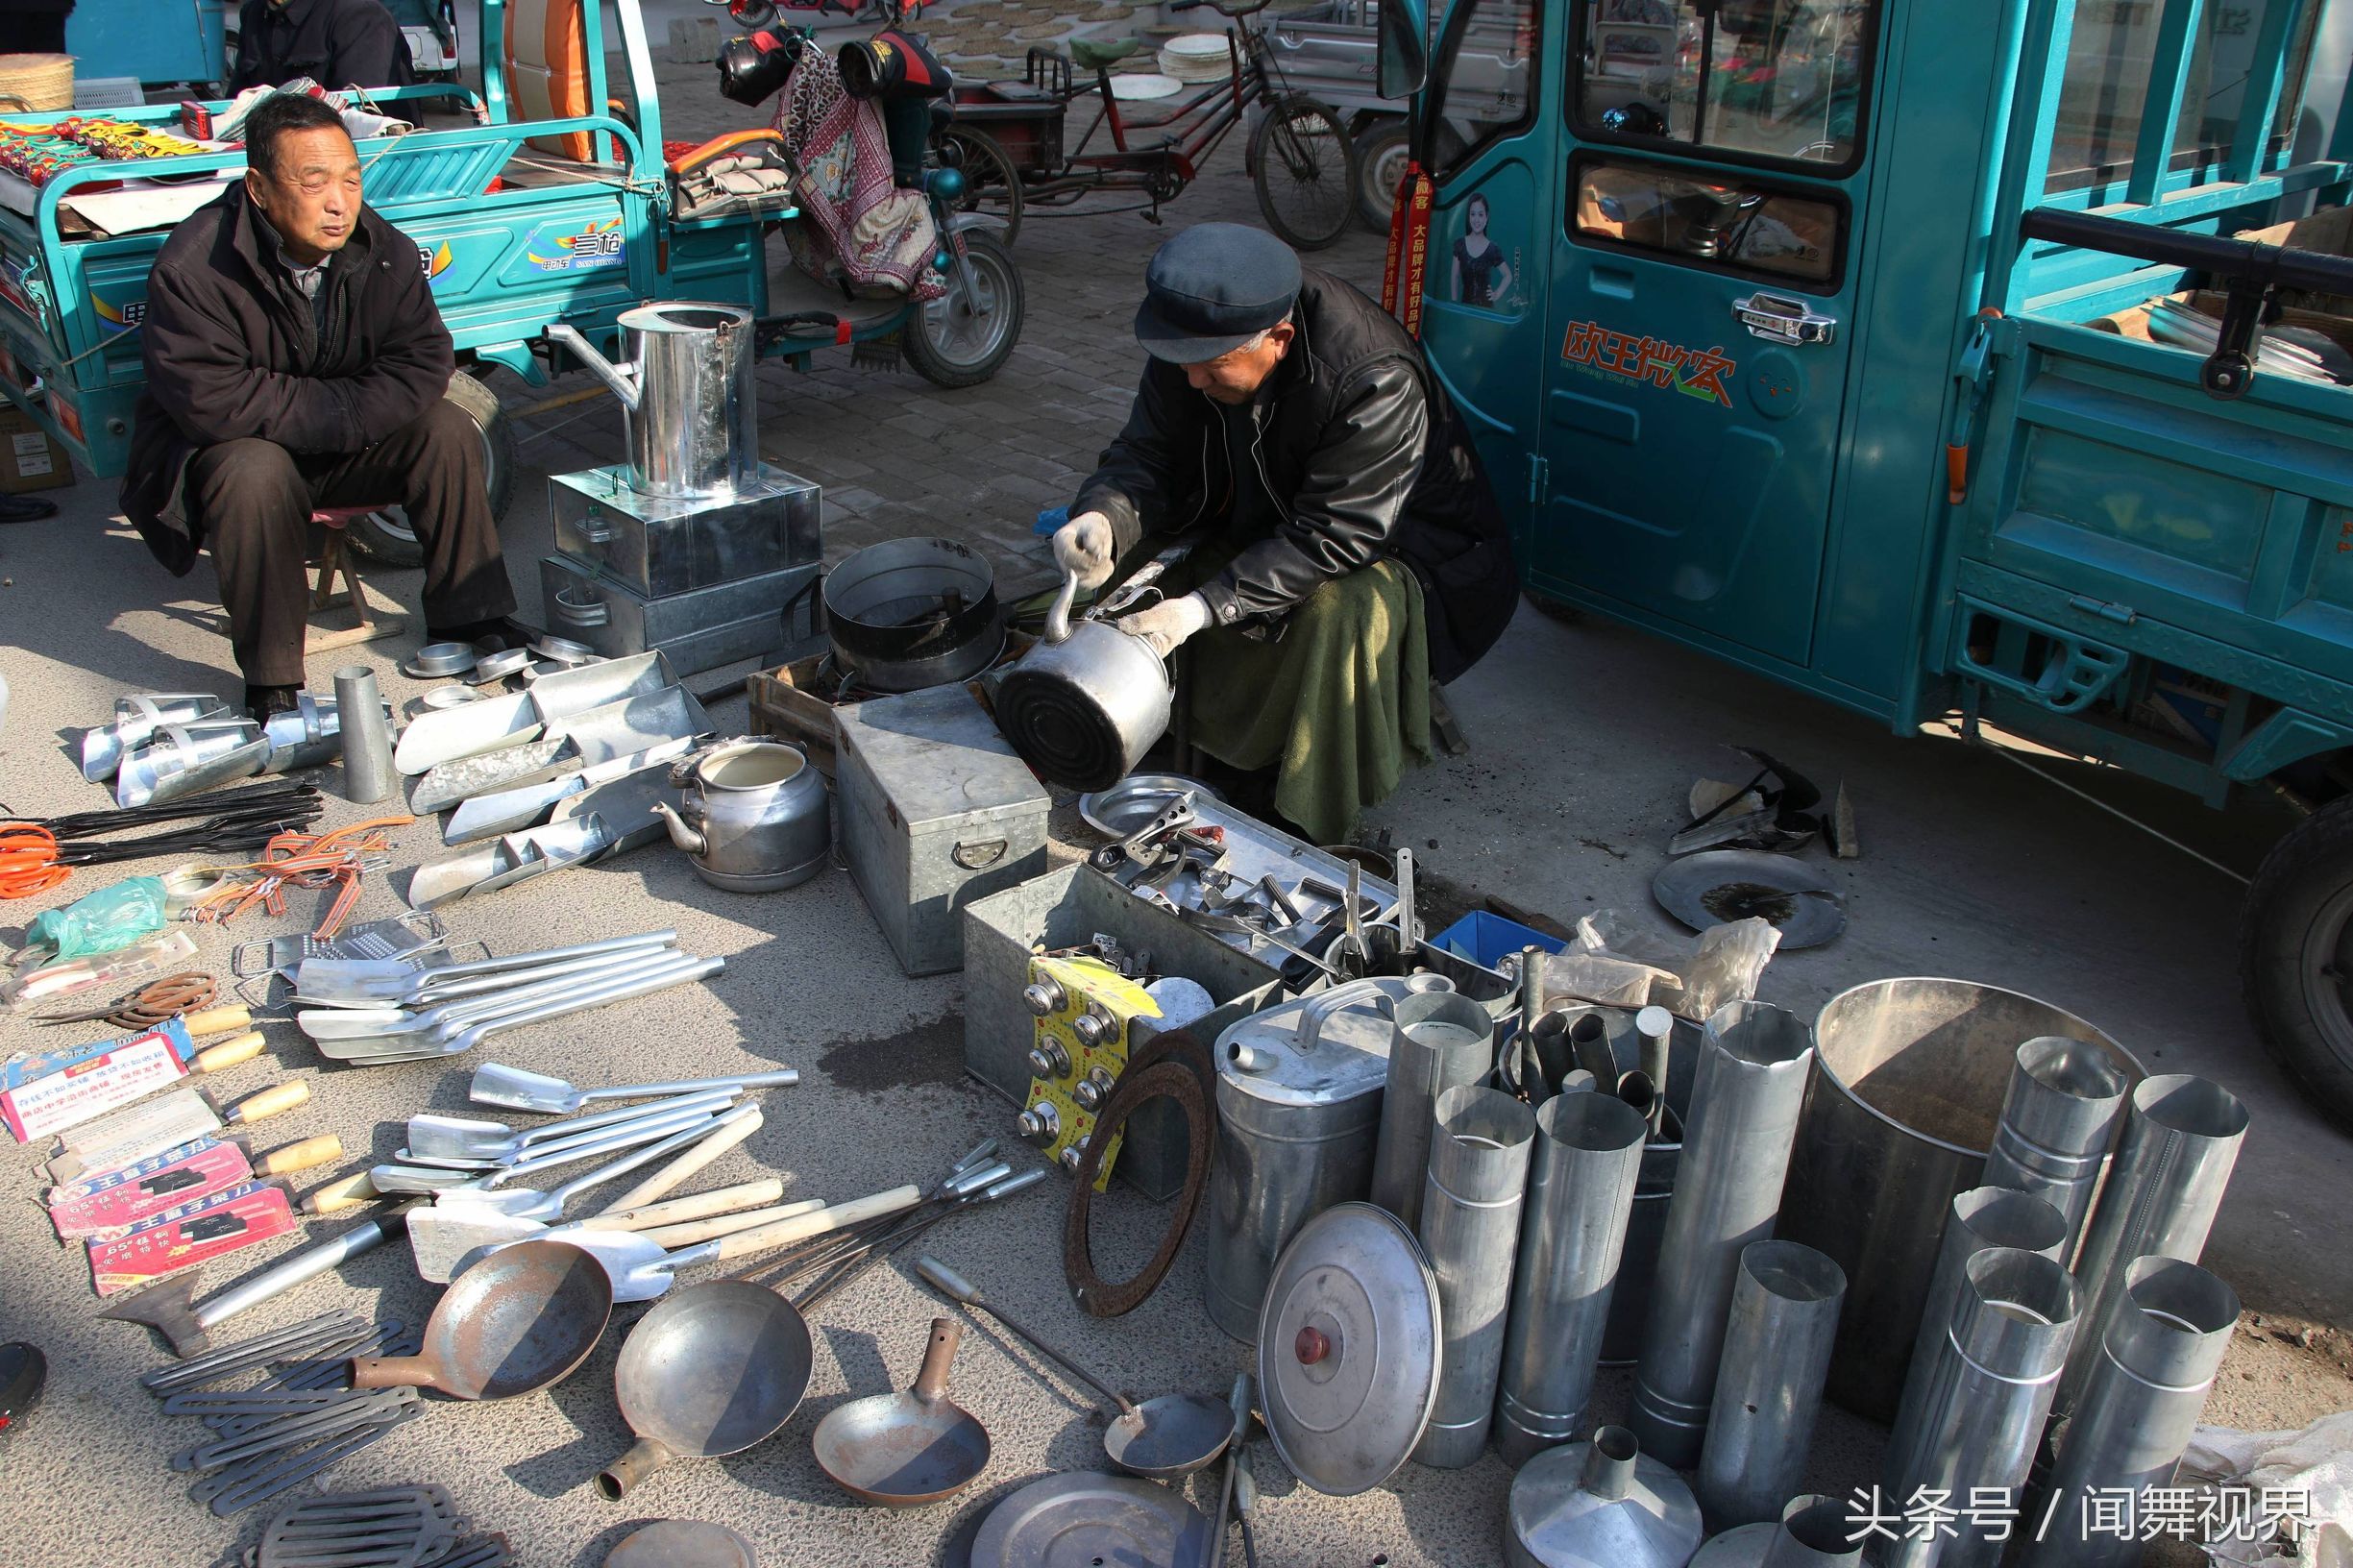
left=1294, top=1326, right=1330, bottom=1365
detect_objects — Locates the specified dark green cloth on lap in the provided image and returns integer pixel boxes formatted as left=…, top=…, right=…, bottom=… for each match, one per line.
left=1182, top=559, right=1432, bottom=845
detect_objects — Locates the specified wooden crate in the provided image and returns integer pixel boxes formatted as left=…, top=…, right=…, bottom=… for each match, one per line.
left=748, top=631, right=1036, bottom=780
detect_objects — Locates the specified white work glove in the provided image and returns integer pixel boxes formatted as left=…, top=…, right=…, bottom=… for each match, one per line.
left=1053, top=510, right=1115, bottom=591
left=1116, top=592, right=1213, bottom=659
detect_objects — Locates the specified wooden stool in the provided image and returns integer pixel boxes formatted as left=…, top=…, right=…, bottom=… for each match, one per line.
left=305, top=506, right=410, bottom=654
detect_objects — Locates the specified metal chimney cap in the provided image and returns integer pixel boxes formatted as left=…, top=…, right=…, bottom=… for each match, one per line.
left=1257, top=1202, right=1440, bottom=1497
left=1507, top=1428, right=1704, bottom=1568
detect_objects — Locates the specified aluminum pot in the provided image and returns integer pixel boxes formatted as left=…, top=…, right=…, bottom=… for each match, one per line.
left=1776, top=977, right=2142, bottom=1423
left=994, top=571, right=1172, bottom=793
left=823, top=537, right=1004, bottom=694
left=546, top=304, right=757, bottom=500
left=651, top=740, right=829, bottom=893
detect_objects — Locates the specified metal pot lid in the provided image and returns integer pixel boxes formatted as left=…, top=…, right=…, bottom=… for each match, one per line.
left=968, top=1470, right=1210, bottom=1567
left=1652, top=849, right=1845, bottom=949
left=467, top=646, right=533, bottom=685
left=1257, top=1202, right=1440, bottom=1496
left=404, top=642, right=478, bottom=678
left=602, top=1521, right=756, bottom=1568
left=420, top=685, right=484, bottom=710
left=1077, top=773, right=1223, bottom=838
left=1214, top=975, right=1448, bottom=1109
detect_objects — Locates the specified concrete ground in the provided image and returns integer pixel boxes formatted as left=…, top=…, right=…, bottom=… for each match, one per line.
left=0, top=45, right=2346, bottom=1568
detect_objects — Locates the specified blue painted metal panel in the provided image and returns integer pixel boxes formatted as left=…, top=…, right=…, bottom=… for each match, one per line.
left=66, top=0, right=225, bottom=88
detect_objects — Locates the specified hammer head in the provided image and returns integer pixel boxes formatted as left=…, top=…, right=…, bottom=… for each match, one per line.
left=97, top=1272, right=208, bottom=1358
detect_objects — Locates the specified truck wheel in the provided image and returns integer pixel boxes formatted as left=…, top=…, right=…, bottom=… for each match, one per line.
left=2241, top=795, right=2353, bottom=1131
left=904, top=233, right=1023, bottom=389
left=344, top=372, right=516, bottom=568
left=1354, top=122, right=1409, bottom=233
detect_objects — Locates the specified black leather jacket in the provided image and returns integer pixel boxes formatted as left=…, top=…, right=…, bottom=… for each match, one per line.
left=1074, top=268, right=1517, bottom=683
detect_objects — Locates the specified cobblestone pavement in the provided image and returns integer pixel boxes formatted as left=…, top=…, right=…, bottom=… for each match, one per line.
left=517, top=50, right=1391, bottom=610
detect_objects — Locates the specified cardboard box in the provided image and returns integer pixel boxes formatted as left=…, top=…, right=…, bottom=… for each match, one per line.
left=0, top=404, right=72, bottom=494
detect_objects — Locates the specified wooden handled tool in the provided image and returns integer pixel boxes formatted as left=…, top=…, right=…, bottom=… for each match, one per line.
left=302, top=1171, right=380, bottom=1214
left=189, top=1032, right=266, bottom=1075
left=181, top=1006, right=252, bottom=1040
left=222, top=1082, right=308, bottom=1126
left=708, top=1185, right=921, bottom=1263
left=638, top=1196, right=829, bottom=1248
left=571, top=1179, right=786, bottom=1234
left=591, top=1104, right=763, bottom=1216
left=252, top=1135, right=343, bottom=1178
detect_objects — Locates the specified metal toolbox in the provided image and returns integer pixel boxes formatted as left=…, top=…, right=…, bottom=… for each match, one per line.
left=836, top=683, right=1051, bottom=976
left=539, top=553, right=824, bottom=677
left=963, top=862, right=1289, bottom=1200
left=550, top=462, right=821, bottom=598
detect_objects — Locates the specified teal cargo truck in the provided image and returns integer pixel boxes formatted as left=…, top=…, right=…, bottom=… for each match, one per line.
left=1377, top=0, right=2353, bottom=1123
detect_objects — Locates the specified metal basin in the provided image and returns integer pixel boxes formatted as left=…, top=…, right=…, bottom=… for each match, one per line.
left=822, top=537, right=1004, bottom=693
left=1775, top=977, right=2142, bottom=1421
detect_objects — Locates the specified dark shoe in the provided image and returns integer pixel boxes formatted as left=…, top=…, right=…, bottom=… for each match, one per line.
left=0, top=494, right=58, bottom=524
left=244, top=684, right=301, bottom=721
left=427, top=616, right=538, bottom=654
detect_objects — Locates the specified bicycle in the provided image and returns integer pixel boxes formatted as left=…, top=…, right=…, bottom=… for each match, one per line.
left=941, top=0, right=1359, bottom=250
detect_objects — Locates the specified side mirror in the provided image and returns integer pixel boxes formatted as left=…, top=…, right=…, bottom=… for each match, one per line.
left=1377, top=0, right=1429, bottom=99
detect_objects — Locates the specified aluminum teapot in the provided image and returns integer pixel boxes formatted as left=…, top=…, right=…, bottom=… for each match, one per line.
left=545, top=304, right=757, bottom=500
left=651, top=740, right=829, bottom=894
left=993, top=544, right=1190, bottom=793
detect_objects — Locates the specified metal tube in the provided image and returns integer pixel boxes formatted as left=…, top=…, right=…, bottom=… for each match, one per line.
left=1696, top=1240, right=1848, bottom=1530
left=1636, top=1006, right=1673, bottom=1138
left=1494, top=1092, right=1647, bottom=1467
left=1898, top=1186, right=2069, bottom=1433
left=1630, top=1000, right=1814, bottom=1468
left=2021, top=1256, right=2238, bottom=1568
left=1518, top=945, right=1546, bottom=1025
left=2056, top=1073, right=2247, bottom=1419
left=333, top=666, right=396, bottom=806
left=1981, top=1037, right=2127, bottom=1261
left=1881, top=1248, right=2081, bottom=1568
left=1370, top=992, right=1496, bottom=1231
left=1411, top=1084, right=1535, bottom=1468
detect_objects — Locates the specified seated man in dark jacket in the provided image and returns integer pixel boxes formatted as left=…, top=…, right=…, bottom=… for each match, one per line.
left=119, top=93, right=516, bottom=719
left=233, top=0, right=412, bottom=91
left=1058, top=223, right=1518, bottom=843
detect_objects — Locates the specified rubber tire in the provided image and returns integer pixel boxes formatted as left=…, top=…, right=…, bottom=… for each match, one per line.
left=2241, top=794, right=2353, bottom=1131
left=343, top=371, right=515, bottom=569
left=903, top=233, right=1024, bottom=390
left=1354, top=120, right=1409, bottom=233
left=1251, top=96, right=1358, bottom=252
left=942, top=127, right=1024, bottom=247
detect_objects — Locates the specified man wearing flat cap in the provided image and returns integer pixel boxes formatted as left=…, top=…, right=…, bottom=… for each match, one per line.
left=1056, top=223, right=1517, bottom=843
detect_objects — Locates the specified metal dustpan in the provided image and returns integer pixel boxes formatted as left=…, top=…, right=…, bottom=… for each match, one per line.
left=294, top=931, right=677, bottom=1007
left=405, top=817, right=612, bottom=909
left=443, top=737, right=700, bottom=845
left=408, top=685, right=711, bottom=813
left=83, top=694, right=224, bottom=782
left=116, top=720, right=270, bottom=808
left=549, top=754, right=698, bottom=855
left=394, top=650, right=673, bottom=774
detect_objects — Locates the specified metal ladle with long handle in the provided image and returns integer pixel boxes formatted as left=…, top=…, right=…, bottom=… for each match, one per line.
left=916, top=1256, right=1231, bottom=1480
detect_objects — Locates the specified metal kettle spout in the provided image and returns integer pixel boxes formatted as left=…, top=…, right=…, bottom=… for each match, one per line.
left=544, top=324, right=643, bottom=412
left=650, top=801, right=706, bottom=858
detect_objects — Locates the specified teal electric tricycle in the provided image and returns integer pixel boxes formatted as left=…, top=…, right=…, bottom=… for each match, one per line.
left=0, top=0, right=1019, bottom=562
left=1377, top=0, right=2353, bottom=1122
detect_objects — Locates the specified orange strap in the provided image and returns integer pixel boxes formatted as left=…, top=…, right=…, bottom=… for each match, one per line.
left=0, top=824, right=67, bottom=899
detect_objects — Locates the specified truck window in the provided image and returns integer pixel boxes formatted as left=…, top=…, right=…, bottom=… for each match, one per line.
left=1573, top=154, right=1844, bottom=287
left=1574, top=0, right=1876, bottom=172
left=1427, top=0, right=1543, bottom=179
left=2046, top=0, right=2326, bottom=194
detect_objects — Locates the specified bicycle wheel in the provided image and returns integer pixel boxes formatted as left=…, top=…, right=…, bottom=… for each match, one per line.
left=942, top=127, right=1025, bottom=246
left=1251, top=96, right=1357, bottom=252
left=904, top=233, right=1025, bottom=389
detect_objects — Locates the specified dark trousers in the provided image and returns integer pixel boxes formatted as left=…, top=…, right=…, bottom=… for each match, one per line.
left=186, top=399, right=516, bottom=686
left=0, top=16, right=70, bottom=54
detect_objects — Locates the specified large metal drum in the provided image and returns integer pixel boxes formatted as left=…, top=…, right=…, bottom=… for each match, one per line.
left=1776, top=978, right=2143, bottom=1422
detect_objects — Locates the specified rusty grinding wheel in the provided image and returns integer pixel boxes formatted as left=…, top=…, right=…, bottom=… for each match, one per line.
left=1062, top=1030, right=1215, bottom=1318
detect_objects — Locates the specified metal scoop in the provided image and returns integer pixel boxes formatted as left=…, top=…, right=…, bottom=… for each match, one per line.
left=470, top=1062, right=802, bottom=1115
left=297, top=945, right=688, bottom=1041
left=292, top=931, right=676, bottom=1005
left=812, top=1317, right=991, bottom=1507
left=597, top=1280, right=814, bottom=1500
left=293, top=940, right=674, bottom=1013
left=404, top=1088, right=740, bottom=1166
left=915, top=1256, right=1230, bottom=1480
left=351, top=1239, right=611, bottom=1400
left=412, top=1113, right=734, bottom=1263
left=372, top=1096, right=733, bottom=1195
left=313, top=955, right=723, bottom=1065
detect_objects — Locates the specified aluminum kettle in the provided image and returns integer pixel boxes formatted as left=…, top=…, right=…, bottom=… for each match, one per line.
left=652, top=740, right=829, bottom=894
left=545, top=304, right=757, bottom=499
left=993, top=544, right=1191, bottom=793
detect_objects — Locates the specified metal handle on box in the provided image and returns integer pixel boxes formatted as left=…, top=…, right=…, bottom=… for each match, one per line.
left=952, top=839, right=1008, bottom=870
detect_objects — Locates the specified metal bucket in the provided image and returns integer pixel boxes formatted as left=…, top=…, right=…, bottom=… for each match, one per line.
left=1776, top=978, right=2143, bottom=1423
left=822, top=537, right=1005, bottom=694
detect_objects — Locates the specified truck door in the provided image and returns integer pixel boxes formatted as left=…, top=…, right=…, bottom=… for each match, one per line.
left=1532, top=0, right=1877, bottom=667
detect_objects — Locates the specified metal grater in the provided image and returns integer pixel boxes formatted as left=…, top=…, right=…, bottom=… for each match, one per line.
left=232, top=913, right=449, bottom=979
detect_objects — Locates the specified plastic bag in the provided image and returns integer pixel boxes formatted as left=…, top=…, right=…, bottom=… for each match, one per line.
left=1543, top=952, right=1668, bottom=1010
left=24, top=877, right=168, bottom=962
left=2186, top=1410, right=2353, bottom=1567
left=1674, top=917, right=1783, bottom=1021
left=1567, top=908, right=1782, bottom=1019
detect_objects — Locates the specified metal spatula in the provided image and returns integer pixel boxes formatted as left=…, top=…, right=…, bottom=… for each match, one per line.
left=468, top=1062, right=802, bottom=1115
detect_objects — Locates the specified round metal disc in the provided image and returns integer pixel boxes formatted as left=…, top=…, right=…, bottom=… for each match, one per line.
left=968, top=1471, right=1210, bottom=1567
left=603, top=1521, right=756, bottom=1568
left=1652, top=848, right=1846, bottom=949
left=1077, top=774, right=1222, bottom=838
left=1257, top=1202, right=1441, bottom=1496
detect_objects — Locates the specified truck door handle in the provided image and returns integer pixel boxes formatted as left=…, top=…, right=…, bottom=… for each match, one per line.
left=1731, top=292, right=1838, bottom=347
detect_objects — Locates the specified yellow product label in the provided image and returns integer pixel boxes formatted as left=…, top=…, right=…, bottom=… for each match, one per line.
left=1021, top=1077, right=1123, bottom=1192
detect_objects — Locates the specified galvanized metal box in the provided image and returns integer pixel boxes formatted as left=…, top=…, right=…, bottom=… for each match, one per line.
left=962, top=862, right=1289, bottom=1200
left=837, top=684, right=1051, bottom=976
left=550, top=462, right=821, bottom=598
left=539, top=553, right=824, bottom=678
